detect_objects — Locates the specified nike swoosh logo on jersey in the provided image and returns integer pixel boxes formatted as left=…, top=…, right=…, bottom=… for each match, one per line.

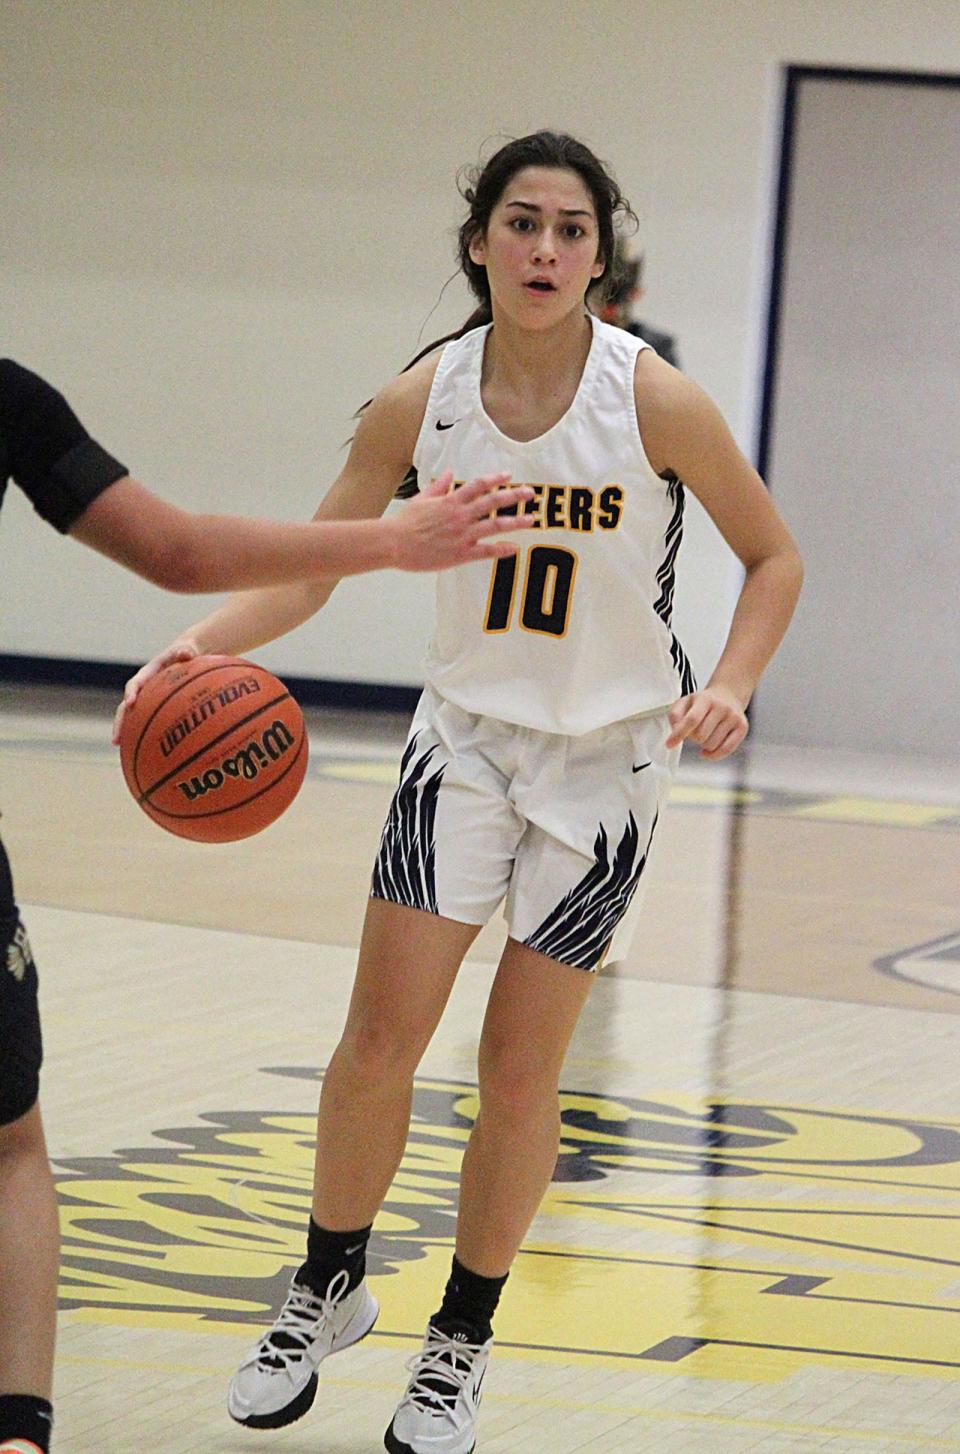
left=435, top=418, right=459, bottom=430
left=632, top=761, right=652, bottom=773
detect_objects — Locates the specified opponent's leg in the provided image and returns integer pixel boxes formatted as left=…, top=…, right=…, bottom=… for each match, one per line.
left=0, top=1105, right=59, bottom=1454
left=0, top=868, right=56, bottom=1454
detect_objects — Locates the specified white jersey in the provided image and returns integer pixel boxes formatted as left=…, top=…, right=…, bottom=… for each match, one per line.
left=413, top=314, right=695, bottom=736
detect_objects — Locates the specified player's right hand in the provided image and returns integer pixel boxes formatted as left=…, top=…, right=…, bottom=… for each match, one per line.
left=112, top=638, right=203, bottom=745
left=391, top=471, right=534, bottom=571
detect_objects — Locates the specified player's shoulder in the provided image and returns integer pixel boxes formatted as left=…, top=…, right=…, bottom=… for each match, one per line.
left=634, top=351, right=728, bottom=475
left=373, top=349, right=445, bottom=420
left=350, top=350, right=446, bottom=468
left=635, top=348, right=714, bottom=425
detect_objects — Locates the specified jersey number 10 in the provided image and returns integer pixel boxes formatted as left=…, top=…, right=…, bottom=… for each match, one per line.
left=484, top=545, right=578, bottom=638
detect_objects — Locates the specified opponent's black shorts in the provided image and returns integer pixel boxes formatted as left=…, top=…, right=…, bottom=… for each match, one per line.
left=0, top=834, right=42, bottom=1126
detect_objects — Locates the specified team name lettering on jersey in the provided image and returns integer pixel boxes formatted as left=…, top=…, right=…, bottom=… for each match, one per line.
left=447, top=480, right=624, bottom=532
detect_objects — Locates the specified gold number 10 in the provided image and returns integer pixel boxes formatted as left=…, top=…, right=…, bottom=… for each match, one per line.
left=484, top=545, right=578, bottom=638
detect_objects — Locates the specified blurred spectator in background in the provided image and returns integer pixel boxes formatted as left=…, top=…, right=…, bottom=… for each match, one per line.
left=595, top=238, right=680, bottom=369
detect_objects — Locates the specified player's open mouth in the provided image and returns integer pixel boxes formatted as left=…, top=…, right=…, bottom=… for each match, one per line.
left=525, top=279, right=556, bottom=292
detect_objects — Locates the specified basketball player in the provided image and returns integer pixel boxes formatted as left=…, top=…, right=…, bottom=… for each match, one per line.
left=119, top=131, right=803, bottom=1454
left=0, top=359, right=533, bottom=1454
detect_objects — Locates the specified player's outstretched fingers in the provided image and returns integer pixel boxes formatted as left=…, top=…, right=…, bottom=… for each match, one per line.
left=456, top=472, right=513, bottom=508
left=418, top=469, right=456, bottom=499
left=468, top=486, right=534, bottom=534
left=470, top=537, right=525, bottom=560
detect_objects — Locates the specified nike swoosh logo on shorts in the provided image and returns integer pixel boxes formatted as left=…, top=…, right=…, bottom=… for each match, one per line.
left=632, top=761, right=652, bottom=773
left=435, top=418, right=459, bottom=430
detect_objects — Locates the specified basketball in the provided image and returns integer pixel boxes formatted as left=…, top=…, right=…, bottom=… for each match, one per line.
left=118, top=655, right=308, bottom=842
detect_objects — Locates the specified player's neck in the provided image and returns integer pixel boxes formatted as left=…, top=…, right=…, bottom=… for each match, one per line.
left=483, top=309, right=592, bottom=404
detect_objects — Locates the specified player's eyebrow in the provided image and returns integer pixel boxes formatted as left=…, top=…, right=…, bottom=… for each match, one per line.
left=504, top=200, right=594, bottom=218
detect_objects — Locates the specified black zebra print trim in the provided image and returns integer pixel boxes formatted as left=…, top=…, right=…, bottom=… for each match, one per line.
left=655, top=472, right=697, bottom=698
left=371, top=732, right=445, bottom=915
left=523, top=811, right=659, bottom=971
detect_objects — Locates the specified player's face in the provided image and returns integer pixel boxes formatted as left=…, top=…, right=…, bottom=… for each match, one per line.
left=469, top=167, right=605, bottom=327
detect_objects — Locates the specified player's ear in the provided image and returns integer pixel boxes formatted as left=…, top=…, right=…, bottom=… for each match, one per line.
left=468, top=230, right=486, bottom=266
left=591, top=249, right=606, bottom=281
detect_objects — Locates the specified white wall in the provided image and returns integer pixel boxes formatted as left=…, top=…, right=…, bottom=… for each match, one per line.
left=3, top=1, right=959, bottom=698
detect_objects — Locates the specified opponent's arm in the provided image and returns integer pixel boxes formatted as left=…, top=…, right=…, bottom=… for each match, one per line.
left=635, top=353, right=803, bottom=758
left=111, top=360, right=532, bottom=736
left=0, top=358, right=525, bottom=592
left=152, top=359, right=516, bottom=658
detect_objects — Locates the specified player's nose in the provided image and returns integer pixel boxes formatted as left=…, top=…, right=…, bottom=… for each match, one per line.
left=531, top=229, right=558, bottom=262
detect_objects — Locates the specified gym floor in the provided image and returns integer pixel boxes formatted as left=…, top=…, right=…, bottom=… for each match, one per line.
left=2, top=685, right=959, bottom=1452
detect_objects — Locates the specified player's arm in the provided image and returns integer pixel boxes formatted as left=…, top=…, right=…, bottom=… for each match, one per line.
left=635, top=352, right=804, bottom=758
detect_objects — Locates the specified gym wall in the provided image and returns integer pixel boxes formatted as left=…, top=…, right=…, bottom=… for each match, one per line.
left=3, top=1, right=958, bottom=754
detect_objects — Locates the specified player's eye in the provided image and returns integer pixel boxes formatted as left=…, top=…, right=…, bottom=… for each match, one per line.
left=563, top=224, right=586, bottom=240
left=510, top=216, right=535, bottom=232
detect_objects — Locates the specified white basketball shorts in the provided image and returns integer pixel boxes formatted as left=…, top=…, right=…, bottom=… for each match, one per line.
left=370, top=686, right=680, bottom=972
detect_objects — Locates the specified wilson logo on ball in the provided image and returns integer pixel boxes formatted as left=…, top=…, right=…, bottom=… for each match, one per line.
left=176, top=720, right=297, bottom=801
left=118, top=656, right=308, bottom=842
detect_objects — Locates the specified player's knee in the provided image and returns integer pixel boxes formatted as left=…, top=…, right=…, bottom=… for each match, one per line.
left=0, top=1099, right=45, bottom=1159
left=478, top=1038, right=560, bottom=1124
left=336, top=1017, right=423, bottom=1085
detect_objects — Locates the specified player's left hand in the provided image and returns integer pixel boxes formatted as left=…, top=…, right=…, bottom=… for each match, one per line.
left=665, top=684, right=749, bottom=759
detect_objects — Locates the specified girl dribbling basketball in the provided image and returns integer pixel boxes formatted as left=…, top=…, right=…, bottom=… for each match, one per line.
left=120, top=130, right=802, bottom=1454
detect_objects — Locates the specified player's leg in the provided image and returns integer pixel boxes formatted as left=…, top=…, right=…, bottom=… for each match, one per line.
left=311, top=898, right=482, bottom=1230
left=0, top=854, right=57, bottom=1454
left=0, top=1106, right=59, bottom=1400
left=384, top=940, right=592, bottom=1454
left=454, top=709, right=675, bottom=1274
left=385, top=710, right=678, bottom=1453
left=457, top=939, right=593, bottom=1276
left=228, top=900, right=481, bottom=1431
left=230, top=692, right=519, bottom=1431
left=319, top=690, right=520, bottom=1232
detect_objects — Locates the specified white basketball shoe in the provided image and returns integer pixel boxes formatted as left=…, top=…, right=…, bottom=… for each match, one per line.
left=384, top=1321, right=492, bottom=1454
left=228, top=1268, right=379, bottom=1428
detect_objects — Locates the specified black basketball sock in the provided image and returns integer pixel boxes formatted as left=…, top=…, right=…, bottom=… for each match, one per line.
left=431, top=1254, right=509, bottom=1342
left=297, top=1217, right=372, bottom=1296
left=0, top=1393, right=54, bottom=1452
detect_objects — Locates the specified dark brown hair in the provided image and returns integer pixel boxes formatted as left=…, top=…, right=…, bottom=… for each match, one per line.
left=361, top=131, right=636, bottom=496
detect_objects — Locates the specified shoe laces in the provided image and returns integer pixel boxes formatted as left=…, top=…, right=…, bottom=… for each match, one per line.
left=401, top=1324, right=486, bottom=1414
left=252, top=1268, right=351, bottom=1372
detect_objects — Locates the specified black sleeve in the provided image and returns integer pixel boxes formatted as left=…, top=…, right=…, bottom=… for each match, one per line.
left=0, top=359, right=129, bottom=533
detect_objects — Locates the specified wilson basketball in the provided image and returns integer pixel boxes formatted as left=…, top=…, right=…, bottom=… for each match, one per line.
left=119, top=656, right=308, bottom=842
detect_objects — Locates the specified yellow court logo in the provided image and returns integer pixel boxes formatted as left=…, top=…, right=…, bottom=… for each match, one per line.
left=56, top=1069, right=960, bottom=1383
